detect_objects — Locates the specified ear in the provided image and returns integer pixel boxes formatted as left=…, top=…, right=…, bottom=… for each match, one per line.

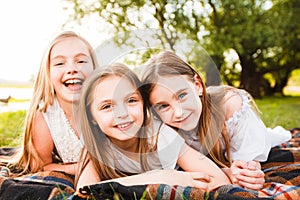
left=193, top=74, right=203, bottom=96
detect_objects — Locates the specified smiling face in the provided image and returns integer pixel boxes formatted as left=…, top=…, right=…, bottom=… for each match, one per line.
left=49, top=37, right=94, bottom=103
left=90, top=75, right=144, bottom=148
left=149, top=75, right=203, bottom=131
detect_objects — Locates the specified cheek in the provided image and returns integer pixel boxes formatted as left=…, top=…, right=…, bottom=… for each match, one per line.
left=187, top=93, right=202, bottom=109
left=82, top=65, right=94, bottom=76
left=191, top=97, right=202, bottom=119
left=157, top=111, right=172, bottom=122
left=50, top=69, right=62, bottom=83
left=93, top=112, right=111, bottom=129
left=130, top=105, right=144, bottom=123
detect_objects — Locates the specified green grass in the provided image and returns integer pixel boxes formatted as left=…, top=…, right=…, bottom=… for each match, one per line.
left=0, top=96, right=299, bottom=148
left=0, top=110, right=26, bottom=147
left=255, top=96, right=300, bottom=129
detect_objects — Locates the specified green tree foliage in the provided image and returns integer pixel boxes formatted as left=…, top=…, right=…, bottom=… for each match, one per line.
left=65, top=0, right=300, bottom=97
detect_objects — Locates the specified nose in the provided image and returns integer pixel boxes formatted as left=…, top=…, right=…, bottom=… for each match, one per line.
left=114, top=104, right=129, bottom=119
left=66, top=62, right=79, bottom=75
left=173, top=102, right=183, bottom=118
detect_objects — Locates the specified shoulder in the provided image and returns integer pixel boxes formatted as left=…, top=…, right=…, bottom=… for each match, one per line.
left=32, top=110, right=51, bottom=139
left=223, top=89, right=244, bottom=120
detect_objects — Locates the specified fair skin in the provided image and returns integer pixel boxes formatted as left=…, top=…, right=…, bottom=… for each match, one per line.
left=91, top=75, right=144, bottom=152
left=77, top=75, right=231, bottom=190
left=32, top=37, right=94, bottom=175
left=149, top=74, right=265, bottom=190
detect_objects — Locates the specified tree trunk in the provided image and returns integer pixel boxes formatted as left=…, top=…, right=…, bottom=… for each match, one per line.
left=239, top=55, right=262, bottom=98
left=273, top=75, right=289, bottom=95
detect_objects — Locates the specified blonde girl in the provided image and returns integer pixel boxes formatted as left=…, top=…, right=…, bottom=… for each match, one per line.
left=140, top=50, right=284, bottom=190
left=4, top=31, right=98, bottom=176
left=75, top=63, right=231, bottom=190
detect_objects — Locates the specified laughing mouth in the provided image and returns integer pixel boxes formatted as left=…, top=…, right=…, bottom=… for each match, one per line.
left=63, top=78, right=83, bottom=87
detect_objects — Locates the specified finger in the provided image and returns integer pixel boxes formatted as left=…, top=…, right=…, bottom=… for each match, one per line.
left=192, top=180, right=209, bottom=191
left=238, top=180, right=264, bottom=190
left=246, top=161, right=260, bottom=170
left=231, top=168, right=243, bottom=175
left=189, top=172, right=211, bottom=182
left=240, top=169, right=265, bottom=179
left=231, top=160, right=247, bottom=168
left=236, top=173, right=265, bottom=186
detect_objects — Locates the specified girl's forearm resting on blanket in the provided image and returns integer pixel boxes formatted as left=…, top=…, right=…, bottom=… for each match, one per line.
left=77, top=169, right=210, bottom=191
left=43, top=163, right=77, bottom=175
left=177, top=144, right=231, bottom=189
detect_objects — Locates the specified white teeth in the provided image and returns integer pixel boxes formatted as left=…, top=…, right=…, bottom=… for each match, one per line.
left=65, top=79, right=82, bottom=84
left=118, top=122, right=130, bottom=129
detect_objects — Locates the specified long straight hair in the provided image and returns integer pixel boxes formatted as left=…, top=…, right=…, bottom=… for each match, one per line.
left=75, top=63, right=155, bottom=187
left=4, top=31, right=98, bottom=176
left=141, top=50, right=232, bottom=168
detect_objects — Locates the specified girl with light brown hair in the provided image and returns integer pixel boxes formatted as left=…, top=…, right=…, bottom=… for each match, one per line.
left=141, top=50, right=290, bottom=190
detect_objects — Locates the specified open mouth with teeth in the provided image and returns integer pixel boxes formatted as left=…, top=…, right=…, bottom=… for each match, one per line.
left=116, top=122, right=133, bottom=131
left=63, top=79, right=83, bottom=90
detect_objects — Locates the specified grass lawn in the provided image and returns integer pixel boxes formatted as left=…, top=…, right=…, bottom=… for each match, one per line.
left=255, top=96, right=300, bottom=129
left=0, top=110, right=26, bottom=147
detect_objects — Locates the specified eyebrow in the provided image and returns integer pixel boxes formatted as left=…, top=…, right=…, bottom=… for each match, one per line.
left=174, top=88, right=188, bottom=97
left=74, top=53, right=89, bottom=58
left=51, top=53, right=89, bottom=60
left=96, top=91, right=140, bottom=107
left=96, top=99, right=112, bottom=108
left=125, top=91, right=140, bottom=99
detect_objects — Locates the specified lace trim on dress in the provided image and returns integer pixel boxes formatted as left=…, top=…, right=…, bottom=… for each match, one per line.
left=225, top=90, right=252, bottom=136
left=41, top=99, right=82, bottom=163
left=59, top=109, right=82, bottom=162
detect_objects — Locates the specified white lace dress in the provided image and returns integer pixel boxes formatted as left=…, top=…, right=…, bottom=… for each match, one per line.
left=41, top=98, right=82, bottom=163
left=181, top=90, right=291, bottom=162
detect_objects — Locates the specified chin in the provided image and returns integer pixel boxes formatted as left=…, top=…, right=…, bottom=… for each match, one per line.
left=179, top=124, right=196, bottom=132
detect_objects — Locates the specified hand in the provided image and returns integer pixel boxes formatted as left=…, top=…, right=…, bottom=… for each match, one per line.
left=156, top=170, right=211, bottom=190
left=231, top=160, right=265, bottom=190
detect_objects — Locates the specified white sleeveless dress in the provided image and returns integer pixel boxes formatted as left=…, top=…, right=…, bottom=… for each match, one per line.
left=41, top=98, right=82, bottom=163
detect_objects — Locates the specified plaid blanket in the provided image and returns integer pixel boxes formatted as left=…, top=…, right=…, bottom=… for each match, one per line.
left=1, top=129, right=300, bottom=199
left=0, top=171, right=75, bottom=200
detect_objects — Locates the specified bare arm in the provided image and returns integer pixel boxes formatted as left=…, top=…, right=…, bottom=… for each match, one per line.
left=32, top=111, right=77, bottom=174
left=76, top=159, right=210, bottom=190
left=76, top=160, right=100, bottom=189
left=43, top=162, right=77, bottom=175
left=77, top=166, right=210, bottom=191
left=177, top=143, right=231, bottom=190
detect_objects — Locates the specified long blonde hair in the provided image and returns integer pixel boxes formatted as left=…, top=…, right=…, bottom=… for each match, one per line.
left=141, top=50, right=232, bottom=168
left=75, top=63, right=154, bottom=187
left=6, top=31, right=98, bottom=176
